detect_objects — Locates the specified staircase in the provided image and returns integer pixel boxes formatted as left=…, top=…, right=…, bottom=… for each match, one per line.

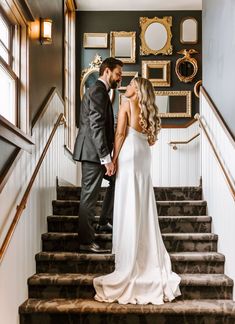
left=19, top=185, right=235, bottom=323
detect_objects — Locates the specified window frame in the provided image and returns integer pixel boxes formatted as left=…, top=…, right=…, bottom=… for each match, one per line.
left=64, top=0, right=77, bottom=153
left=0, top=0, right=30, bottom=136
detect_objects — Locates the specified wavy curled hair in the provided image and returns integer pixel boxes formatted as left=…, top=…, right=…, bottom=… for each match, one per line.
left=134, top=77, right=161, bottom=145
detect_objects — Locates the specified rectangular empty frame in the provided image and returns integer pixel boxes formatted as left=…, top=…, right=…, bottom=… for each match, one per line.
left=154, top=90, right=192, bottom=118
left=118, top=71, right=138, bottom=90
left=83, top=33, right=108, bottom=48
left=142, top=60, right=171, bottom=87
left=110, top=31, right=136, bottom=63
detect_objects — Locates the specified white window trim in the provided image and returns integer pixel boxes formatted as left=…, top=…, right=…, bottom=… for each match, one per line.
left=64, top=0, right=76, bottom=152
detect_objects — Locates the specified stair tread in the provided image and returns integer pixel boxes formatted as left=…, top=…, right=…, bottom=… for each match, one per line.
left=47, top=215, right=212, bottom=222
left=42, top=232, right=218, bottom=240
left=52, top=200, right=207, bottom=205
left=36, top=251, right=225, bottom=261
left=19, top=298, right=235, bottom=315
left=28, top=273, right=233, bottom=286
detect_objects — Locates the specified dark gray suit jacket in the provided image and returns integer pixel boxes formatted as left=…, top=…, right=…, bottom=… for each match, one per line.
left=73, top=80, right=114, bottom=163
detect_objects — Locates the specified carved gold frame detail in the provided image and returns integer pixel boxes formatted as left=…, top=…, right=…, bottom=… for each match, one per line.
left=80, top=54, right=115, bottom=102
left=175, top=49, right=199, bottom=83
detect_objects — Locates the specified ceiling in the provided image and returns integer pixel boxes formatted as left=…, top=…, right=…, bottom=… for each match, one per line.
left=75, top=0, right=202, bottom=11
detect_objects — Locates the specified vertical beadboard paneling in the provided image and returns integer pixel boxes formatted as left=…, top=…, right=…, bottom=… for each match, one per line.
left=201, top=91, right=235, bottom=300
left=0, top=92, right=78, bottom=324
left=150, top=122, right=200, bottom=187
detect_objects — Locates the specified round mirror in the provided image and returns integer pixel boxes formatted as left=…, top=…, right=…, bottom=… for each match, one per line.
left=145, top=22, right=167, bottom=50
left=175, top=49, right=198, bottom=83
left=179, top=61, right=194, bottom=77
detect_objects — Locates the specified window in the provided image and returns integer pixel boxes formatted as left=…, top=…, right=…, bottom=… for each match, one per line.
left=0, top=2, right=29, bottom=134
left=0, top=10, right=17, bottom=125
left=0, top=11, right=11, bottom=64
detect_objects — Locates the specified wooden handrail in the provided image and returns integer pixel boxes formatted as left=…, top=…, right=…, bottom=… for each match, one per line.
left=0, top=113, right=66, bottom=263
left=194, top=113, right=235, bottom=200
left=169, top=133, right=200, bottom=150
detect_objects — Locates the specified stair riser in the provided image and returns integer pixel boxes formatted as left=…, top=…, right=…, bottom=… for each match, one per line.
left=52, top=203, right=207, bottom=217
left=57, top=188, right=203, bottom=201
left=20, top=313, right=235, bottom=324
left=158, top=205, right=207, bottom=216
left=36, top=260, right=224, bottom=274
left=47, top=220, right=211, bottom=234
left=28, top=284, right=232, bottom=300
left=42, top=238, right=217, bottom=253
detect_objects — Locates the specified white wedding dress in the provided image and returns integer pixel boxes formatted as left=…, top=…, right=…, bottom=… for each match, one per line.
left=93, top=126, right=181, bottom=305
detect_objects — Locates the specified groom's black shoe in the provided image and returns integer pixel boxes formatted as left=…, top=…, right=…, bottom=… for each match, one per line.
left=79, top=242, right=110, bottom=253
left=95, top=222, right=112, bottom=233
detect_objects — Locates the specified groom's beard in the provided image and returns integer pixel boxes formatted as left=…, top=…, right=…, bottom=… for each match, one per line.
left=109, top=77, right=120, bottom=89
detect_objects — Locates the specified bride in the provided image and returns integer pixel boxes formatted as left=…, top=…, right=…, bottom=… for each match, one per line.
left=93, top=77, right=181, bottom=305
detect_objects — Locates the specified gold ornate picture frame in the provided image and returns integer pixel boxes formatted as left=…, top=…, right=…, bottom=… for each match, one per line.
left=140, top=16, right=173, bottom=55
left=80, top=54, right=115, bottom=102
left=83, top=33, right=108, bottom=48
left=142, top=60, right=171, bottom=87
left=154, top=90, right=192, bottom=118
left=118, top=71, right=138, bottom=90
left=175, top=49, right=199, bottom=83
left=180, top=17, right=198, bottom=44
left=110, top=31, right=136, bottom=63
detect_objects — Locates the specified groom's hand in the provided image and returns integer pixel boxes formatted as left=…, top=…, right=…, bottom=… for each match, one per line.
left=105, top=162, right=115, bottom=176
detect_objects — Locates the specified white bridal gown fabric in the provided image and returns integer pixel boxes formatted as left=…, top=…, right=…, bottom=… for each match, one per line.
left=93, top=126, right=181, bottom=305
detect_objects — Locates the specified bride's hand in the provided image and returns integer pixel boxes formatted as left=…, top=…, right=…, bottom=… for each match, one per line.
left=112, top=159, right=118, bottom=173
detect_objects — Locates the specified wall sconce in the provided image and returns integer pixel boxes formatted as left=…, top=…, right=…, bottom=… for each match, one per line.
left=40, top=18, right=52, bottom=44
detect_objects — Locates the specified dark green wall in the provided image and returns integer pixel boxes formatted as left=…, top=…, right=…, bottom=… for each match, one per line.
left=28, top=0, right=64, bottom=123
left=76, top=11, right=202, bottom=126
left=203, top=0, right=235, bottom=139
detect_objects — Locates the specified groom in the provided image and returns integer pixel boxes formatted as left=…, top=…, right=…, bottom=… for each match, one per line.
left=73, top=57, right=123, bottom=253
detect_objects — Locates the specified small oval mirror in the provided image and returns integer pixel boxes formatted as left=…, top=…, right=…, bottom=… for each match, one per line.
left=145, top=22, right=167, bottom=51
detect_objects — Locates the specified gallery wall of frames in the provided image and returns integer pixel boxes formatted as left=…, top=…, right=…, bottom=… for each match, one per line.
left=76, top=11, right=202, bottom=126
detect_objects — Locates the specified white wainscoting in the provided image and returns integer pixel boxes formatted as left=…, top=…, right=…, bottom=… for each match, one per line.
left=200, top=91, right=235, bottom=300
left=150, top=122, right=201, bottom=187
left=0, top=92, right=78, bottom=324
left=101, top=122, right=201, bottom=188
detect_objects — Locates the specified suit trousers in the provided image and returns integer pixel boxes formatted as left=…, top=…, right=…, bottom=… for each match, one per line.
left=78, top=161, right=114, bottom=244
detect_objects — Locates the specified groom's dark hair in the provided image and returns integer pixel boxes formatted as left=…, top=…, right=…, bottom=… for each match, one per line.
left=99, top=57, right=123, bottom=76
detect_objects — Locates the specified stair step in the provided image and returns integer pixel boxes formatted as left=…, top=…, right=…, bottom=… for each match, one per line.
left=52, top=200, right=207, bottom=216
left=28, top=273, right=233, bottom=300
left=19, top=298, right=235, bottom=324
left=42, top=232, right=218, bottom=253
left=47, top=215, right=212, bottom=233
left=36, top=252, right=225, bottom=274
left=157, top=200, right=207, bottom=216
left=57, top=186, right=203, bottom=201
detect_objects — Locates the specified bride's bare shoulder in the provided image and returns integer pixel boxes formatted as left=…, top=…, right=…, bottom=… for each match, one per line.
left=119, top=100, right=131, bottom=115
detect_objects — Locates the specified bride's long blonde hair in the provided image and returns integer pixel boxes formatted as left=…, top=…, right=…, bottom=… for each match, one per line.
left=134, top=77, right=161, bottom=145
